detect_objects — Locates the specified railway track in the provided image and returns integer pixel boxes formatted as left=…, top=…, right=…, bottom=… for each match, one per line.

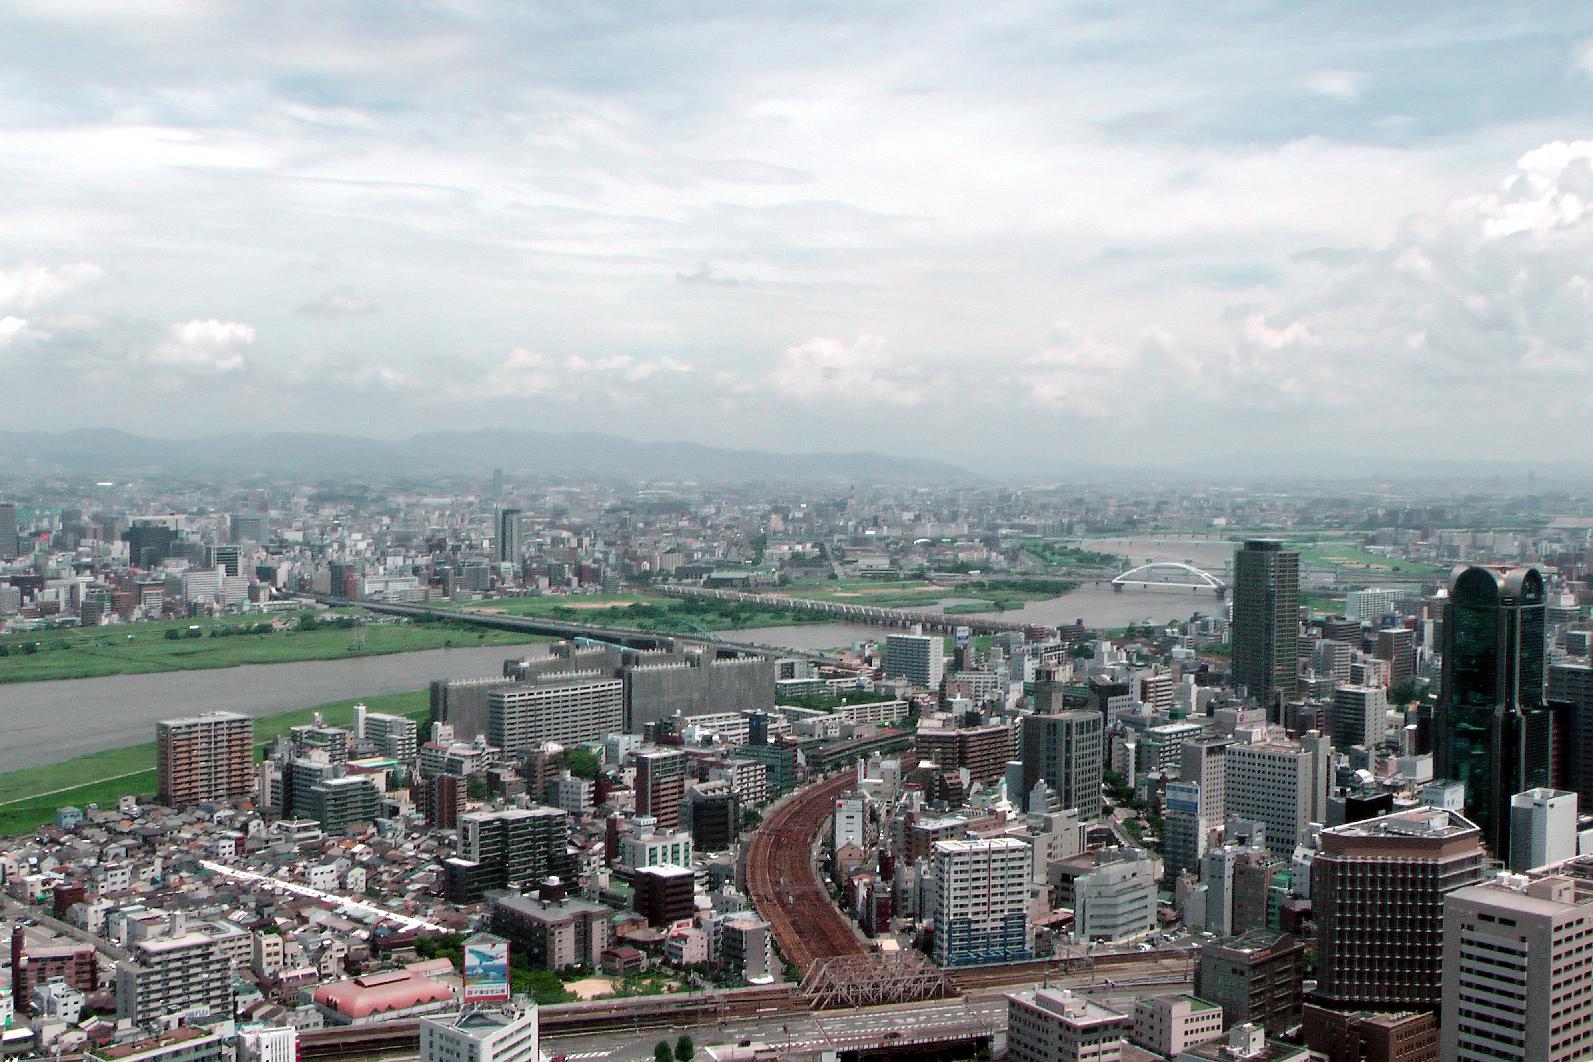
left=743, top=771, right=870, bottom=974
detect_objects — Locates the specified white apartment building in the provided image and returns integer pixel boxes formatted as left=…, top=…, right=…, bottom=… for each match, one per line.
left=488, top=678, right=625, bottom=754
left=1007, top=987, right=1129, bottom=1062
left=617, top=826, right=694, bottom=872
left=236, top=1025, right=298, bottom=1062
left=932, top=837, right=1032, bottom=967
left=1225, top=735, right=1332, bottom=855
left=420, top=1007, right=539, bottom=1062
left=1344, top=588, right=1402, bottom=624
left=833, top=797, right=866, bottom=851
left=1441, top=875, right=1593, bottom=1062
left=883, top=633, right=945, bottom=690
left=1132, top=995, right=1225, bottom=1058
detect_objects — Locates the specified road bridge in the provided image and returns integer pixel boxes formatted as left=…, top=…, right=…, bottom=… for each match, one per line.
left=1110, top=562, right=1227, bottom=596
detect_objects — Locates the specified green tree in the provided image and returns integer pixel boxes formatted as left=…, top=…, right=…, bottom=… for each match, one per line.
left=565, top=747, right=601, bottom=780
left=676, top=1034, right=695, bottom=1061
left=467, top=776, right=487, bottom=800
left=655, top=1042, right=674, bottom=1062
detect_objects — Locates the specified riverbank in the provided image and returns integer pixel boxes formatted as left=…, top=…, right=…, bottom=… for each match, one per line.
left=0, top=690, right=429, bottom=836
left=0, top=610, right=534, bottom=684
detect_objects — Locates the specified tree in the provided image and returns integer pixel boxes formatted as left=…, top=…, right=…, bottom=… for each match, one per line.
left=466, top=775, right=487, bottom=800
left=565, top=747, right=601, bottom=780
left=654, top=1042, right=674, bottom=1062
left=675, top=1034, right=695, bottom=1061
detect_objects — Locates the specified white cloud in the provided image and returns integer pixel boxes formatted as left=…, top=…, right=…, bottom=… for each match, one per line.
left=1301, top=70, right=1368, bottom=102
left=0, top=262, right=102, bottom=312
left=1576, top=38, right=1593, bottom=77
left=299, top=287, right=377, bottom=319
left=0, top=317, right=30, bottom=345
left=150, top=318, right=254, bottom=372
left=767, top=335, right=931, bottom=406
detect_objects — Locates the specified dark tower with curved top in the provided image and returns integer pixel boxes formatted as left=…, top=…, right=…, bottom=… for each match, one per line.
left=1435, top=565, right=1552, bottom=856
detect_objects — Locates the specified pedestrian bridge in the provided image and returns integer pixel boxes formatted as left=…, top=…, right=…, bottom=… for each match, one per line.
left=1111, top=562, right=1227, bottom=596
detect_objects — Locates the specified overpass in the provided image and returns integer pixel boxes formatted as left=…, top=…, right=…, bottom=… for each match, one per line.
left=320, top=596, right=847, bottom=667
left=655, top=585, right=1047, bottom=637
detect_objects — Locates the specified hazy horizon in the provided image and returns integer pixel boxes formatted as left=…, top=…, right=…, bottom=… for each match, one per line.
left=4, top=3, right=1593, bottom=466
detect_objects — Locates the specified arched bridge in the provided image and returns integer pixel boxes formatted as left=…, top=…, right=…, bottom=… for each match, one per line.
left=1111, top=562, right=1227, bottom=596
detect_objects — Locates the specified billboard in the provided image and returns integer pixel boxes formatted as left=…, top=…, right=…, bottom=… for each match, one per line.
left=462, top=933, right=511, bottom=1003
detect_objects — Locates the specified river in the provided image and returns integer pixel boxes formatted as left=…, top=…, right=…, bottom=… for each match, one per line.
left=0, top=643, right=550, bottom=775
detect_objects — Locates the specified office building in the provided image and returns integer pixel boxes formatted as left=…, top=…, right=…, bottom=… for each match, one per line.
left=1131, top=996, right=1225, bottom=1058
left=633, top=748, right=688, bottom=829
left=882, top=632, right=945, bottom=689
left=0, top=502, right=18, bottom=559
left=832, top=796, right=866, bottom=851
left=1181, top=738, right=1231, bottom=824
left=1509, top=787, right=1577, bottom=871
left=1071, top=851, right=1158, bottom=943
left=1331, top=685, right=1387, bottom=749
left=420, top=1006, right=539, bottom=1062
left=1300, top=1006, right=1437, bottom=1062
left=1376, top=627, right=1416, bottom=690
left=1311, top=808, right=1486, bottom=1010
left=1020, top=710, right=1104, bottom=820
left=115, top=931, right=235, bottom=1026
left=446, top=807, right=571, bottom=904
left=632, top=865, right=695, bottom=927
left=156, top=712, right=254, bottom=808
left=1006, top=987, right=1130, bottom=1062
left=204, top=544, right=241, bottom=577
left=1163, top=782, right=1208, bottom=882
left=1441, top=875, right=1593, bottom=1062
left=1434, top=565, right=1552, bottom=856
left=1225, top=734, right=1332, bottom=855
left=495, top=508, right=522, bottom=566
left=230, top=512, right=268, bottom=545
left=1231, top=540, right=1300, bottom=710
left=489, top=679, right=625, bottom=755
left=719, top=918, right=775, bottom=985
left=1194, top=929, right=1306, bottom=1036
left=1548, top=662, right=1593, bottom=805
left=685, top=781, right=737, bottom=852
left=488, top=892, right=612, bottom=971
left=931, top=837, right=1032, bottom=967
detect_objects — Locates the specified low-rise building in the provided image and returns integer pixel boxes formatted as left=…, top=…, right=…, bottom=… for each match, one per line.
left=1132, top=995, right=1225, bottom=1058
left=1007, top=987, right=1129, bottom=1062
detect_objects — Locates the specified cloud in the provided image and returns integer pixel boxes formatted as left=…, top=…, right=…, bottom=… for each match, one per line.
left=150, top=318, right=254, bottom=372
left=1576, top=38, right=1593, bottom=77
left=0, top=317, right=31, bottom=346
left=676, top=262, right=748, bottom=286
left=1300, top=70, right=1368, bottom=102
left=298, top=287, right=377, bottom=318
left=766, top=335, right=932, bottom=406
left=0, top=262, right=102, bottom=312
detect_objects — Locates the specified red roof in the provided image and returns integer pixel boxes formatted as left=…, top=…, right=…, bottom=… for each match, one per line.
left=312, top=970, right=455, bottom=1019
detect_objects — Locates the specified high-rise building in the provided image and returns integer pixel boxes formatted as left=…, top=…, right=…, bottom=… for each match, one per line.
left=1330, top=685, right=1388, bottom=749
left=916, top=719, right=1014, bottom=783
left=420, top=1007, right=539, bottom=1062
left=1194, top=929, right=1306, bottom=1036
left=1441, top=875, right=1593, bottom=1062
left=1344, top=588, right=1403, bottom=625
left=931, top=837, right=1032, bottom=967
left=446, top=807, right=571, bottom=903
left=1435, top=565, right=1552, bottom=857
left=1020, top=710, right=1104, bottom=820
left=1547, top=661, right=1593, bottom=807
left=1006, top=987, right=1129, bottom=1062
left=359, top=710, right=418, bottom=762
left=230, top=512, right=268, bottom=545
left=115, top=931, right=235, bottom=1026
left=296, top=775, right=380, bottom=835
left=496, top=508, right=522, bottom=565
left=1508, top=787, right=1577, bottom=871
left=1376, top=627, right=1416, bottom=690
left=685, top=781, right=737, bottom=852
left=1311, top=808, right=1486, bottom=1011
left=1181, top=738, right=1231, bottom=825
left=156, top=712, right=254, bottom=808
left=204, top=544, right=241, bottom=577
left=633, top=748, right=688, bottom=830
left=1225, top=734, right=1332, bottom=855
left=632, top=865, right=695, bottom=927
left=719, top=918, right=776, bottom=985
left=1231, top=540, right=1300, bottom=711
left=488, top=679, right=625, bottom=755
left=882, top=633, right=945, bottom=690
left=832, top=796, right=866, bottom=851
left=0, top=502, right=18, bottom=559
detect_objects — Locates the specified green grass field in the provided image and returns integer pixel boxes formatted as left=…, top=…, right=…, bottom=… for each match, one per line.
left=777, top=579, right=1062, bottom=614
left=0, top=690, right=430, bottom=836
left=1298, top=542, right=1441, bottom=574
left=0, top=612, right=532, bottom=684
left=448, top=593, right=829, bottom=630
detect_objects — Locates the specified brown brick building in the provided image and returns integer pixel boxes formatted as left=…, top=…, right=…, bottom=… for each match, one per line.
left=155, top=712, right=253, bottom=808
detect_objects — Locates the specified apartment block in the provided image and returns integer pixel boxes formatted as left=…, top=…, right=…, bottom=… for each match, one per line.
left=932, top=837, right=1031, bottom=967
left=156, top=712, right=254, bottom=808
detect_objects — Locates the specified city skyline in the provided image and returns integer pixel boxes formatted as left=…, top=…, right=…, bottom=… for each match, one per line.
left=3, top=4, right=1593, bottom=465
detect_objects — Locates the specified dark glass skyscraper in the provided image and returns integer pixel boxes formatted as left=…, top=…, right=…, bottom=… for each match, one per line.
left=1435, top=565, right=1552, bottom=856
left=1231, top=539, right=1300, bottom=713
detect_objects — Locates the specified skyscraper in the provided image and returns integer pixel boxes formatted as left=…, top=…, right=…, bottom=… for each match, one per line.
left=882, top=633, right=945, bottom=690
left=1225, top=734, right=1332, bottom=855
left=1231, top=540, right=1300, bottom=712
left=1020, top=710, right=1104, bottom=820
left=0, top=502, right=18, bottom=560
left=496, top=507, right=522, bottom=565
left=1434, top=565, right=1552, bottom=856
left=156, top=712, right=254, bottom=808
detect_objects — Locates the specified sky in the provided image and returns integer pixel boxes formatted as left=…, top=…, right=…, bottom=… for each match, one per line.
left=3, top=1, right=1593, bottom=469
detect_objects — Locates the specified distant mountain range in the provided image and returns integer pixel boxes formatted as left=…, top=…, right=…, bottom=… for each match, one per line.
left=0, top=429, right=964, bottom=483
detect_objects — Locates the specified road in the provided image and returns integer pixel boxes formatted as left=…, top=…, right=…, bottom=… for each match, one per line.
left=198, top=860, right=445, bottom=932
left=542, top=966, right=1193, bottom=1061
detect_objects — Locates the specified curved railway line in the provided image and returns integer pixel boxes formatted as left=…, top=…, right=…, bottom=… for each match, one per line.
left=743, top=770, right=870, bottom=975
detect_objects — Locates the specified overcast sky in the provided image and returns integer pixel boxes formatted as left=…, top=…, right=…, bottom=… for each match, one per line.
left=3, top=1, right=1593, bottom=468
